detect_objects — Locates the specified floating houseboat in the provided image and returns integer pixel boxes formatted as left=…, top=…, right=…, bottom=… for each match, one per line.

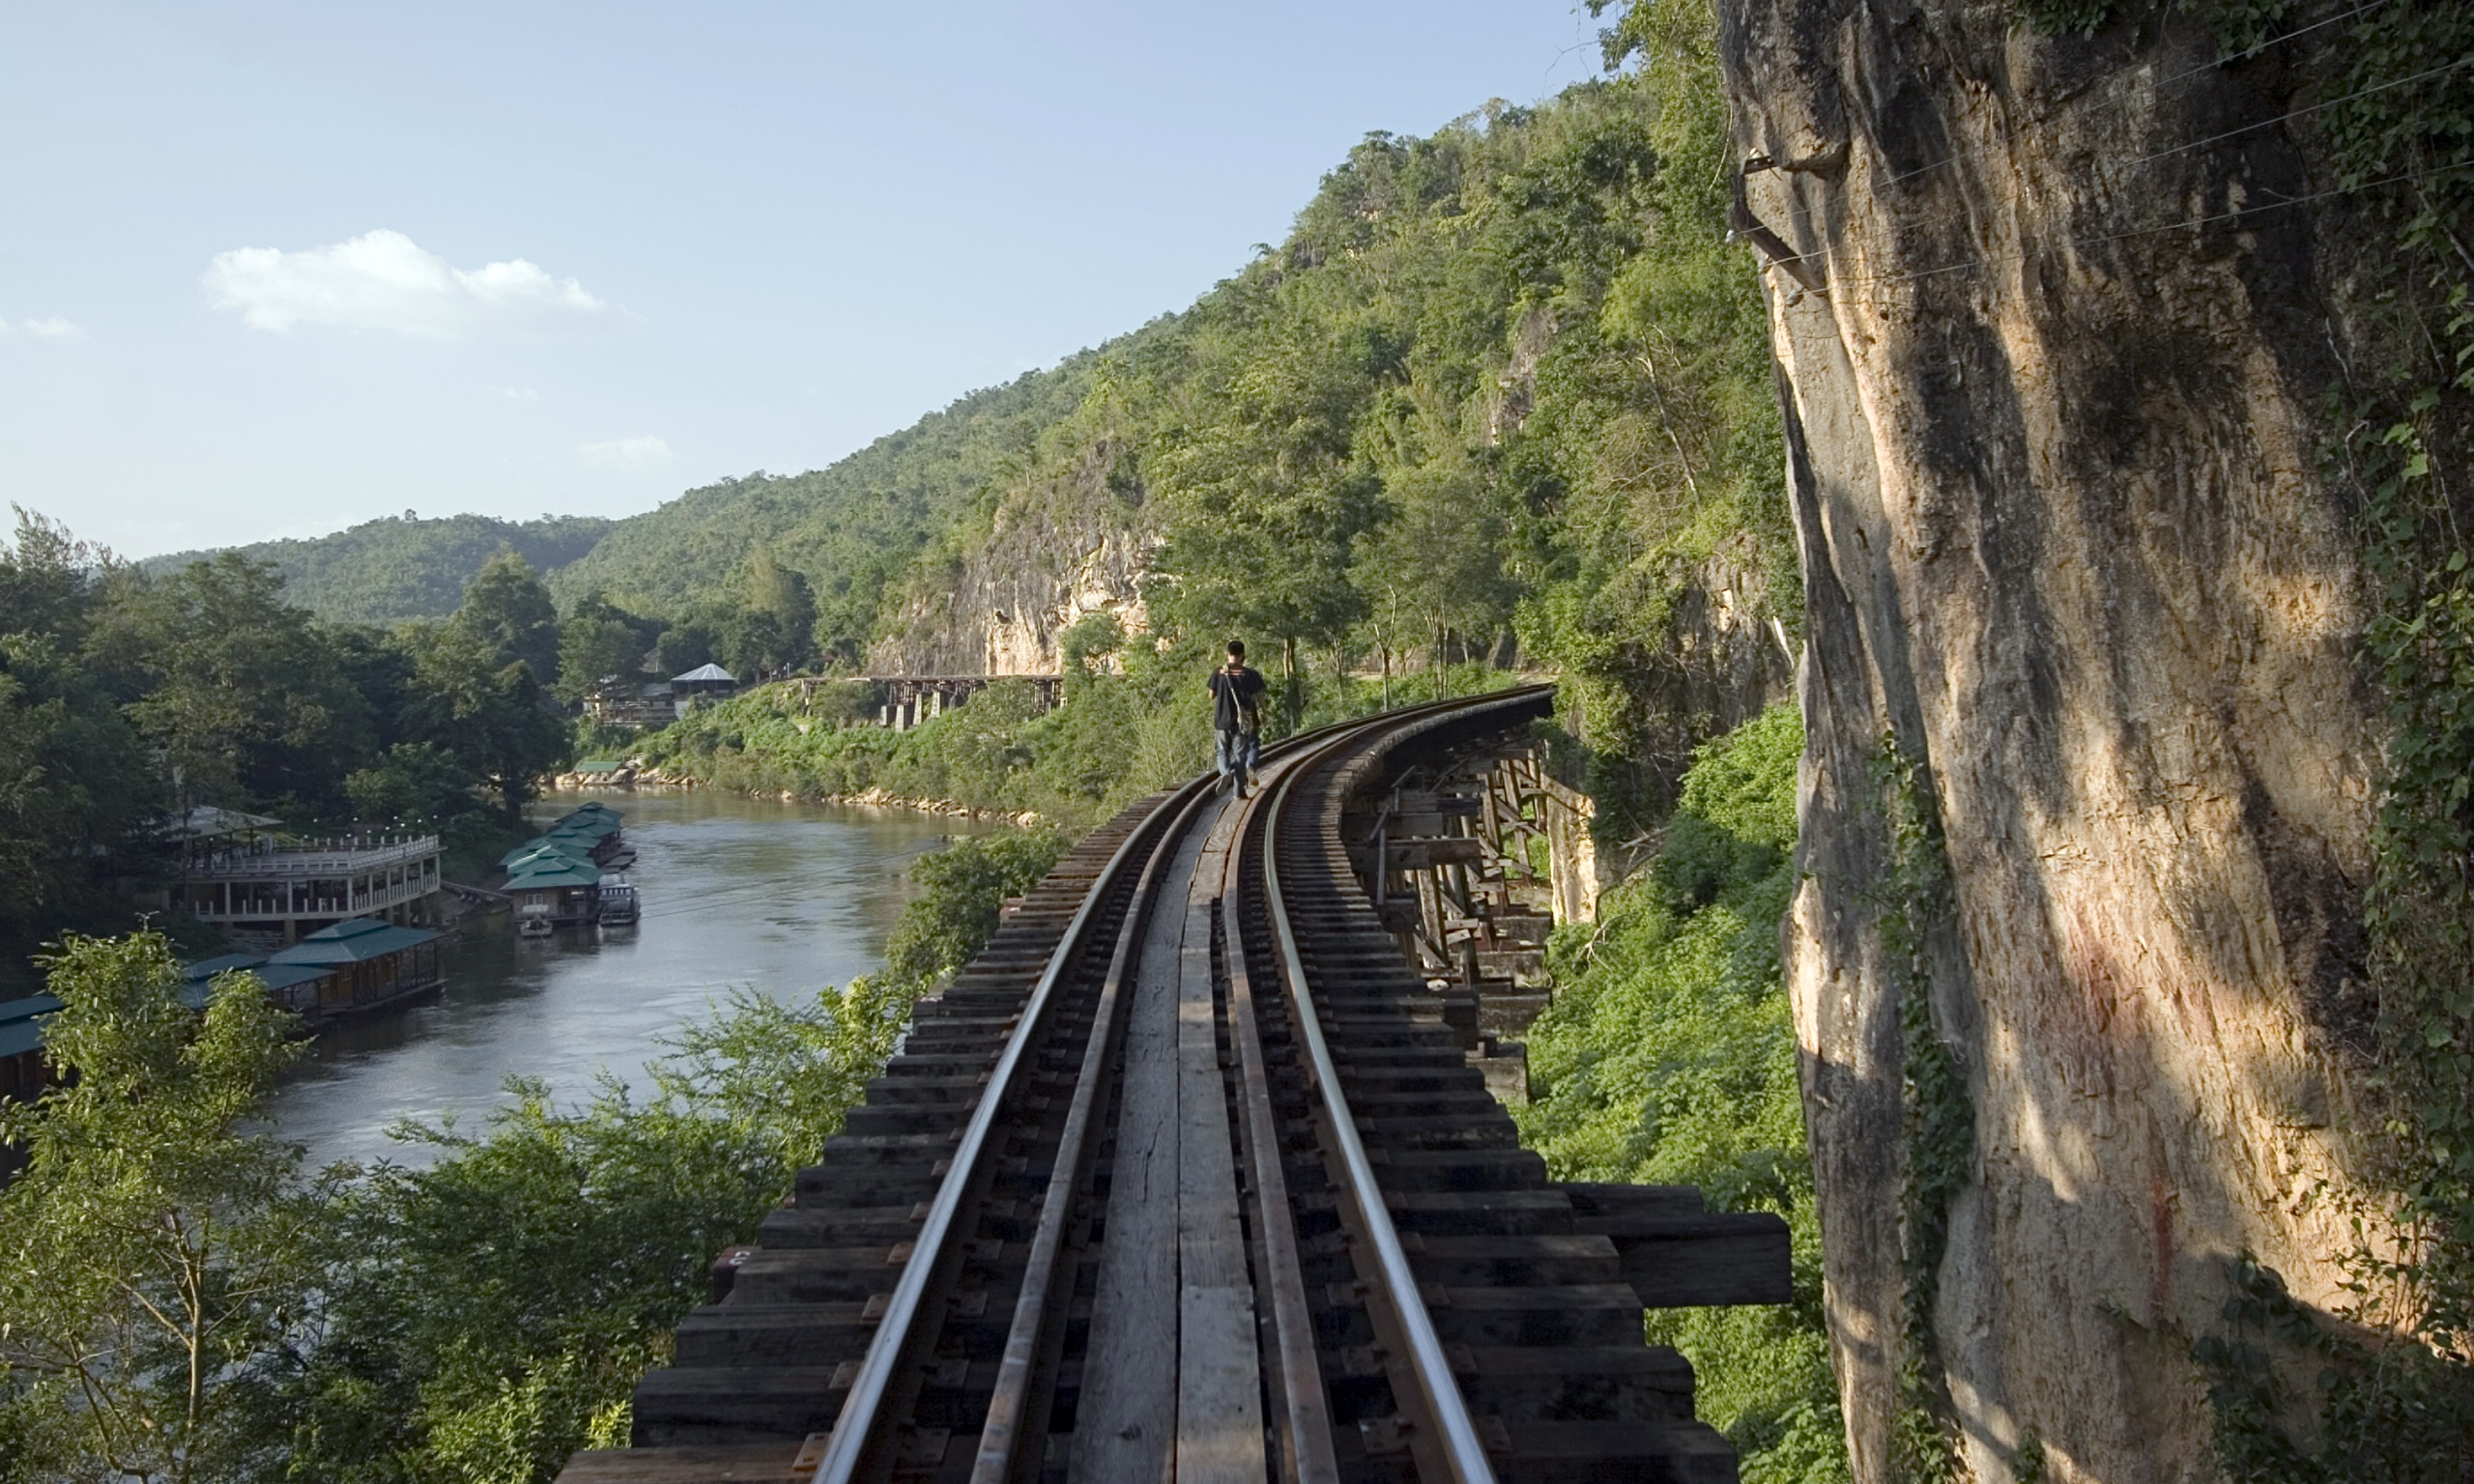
left=595, top=872, right=640, bottom=926
left=1, top=920, right=445, bottom=1122
left=264, top=919, right=446, bottom=1019
left=501, top=803, right=636, bottom=934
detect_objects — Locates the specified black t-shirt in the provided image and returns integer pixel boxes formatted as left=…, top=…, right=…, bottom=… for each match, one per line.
left=1209, top=665, right=1266, bottom=731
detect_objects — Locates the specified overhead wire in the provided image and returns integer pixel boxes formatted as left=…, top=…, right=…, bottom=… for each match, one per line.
left=2113, top=52, right=2474, bottom=173
left=1753, top=0, right=2416, bottom=259
left=1835, top=158, right=2474, bottom=299
left=1733, top=0, right=2471, bottom=300
left=1870, top=0, right=2406, bottom=194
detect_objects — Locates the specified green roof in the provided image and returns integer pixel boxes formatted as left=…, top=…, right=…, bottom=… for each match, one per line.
left=0, top=994, right=64, bottom=1025
left=503, top=839, right=594, bottom=869
left=183, top=954, right=261, bottom=982
left=1, top=994, right=63, bottom=1057
left=269, top=917, right=441, bottom=966
left=253, top=962, right=334, bottom=993
left=504, top=859, right=602, bottom=890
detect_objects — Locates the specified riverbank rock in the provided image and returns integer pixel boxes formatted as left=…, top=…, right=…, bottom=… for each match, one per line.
left=602, top=769, right=1039, bottom=829
left=1722, top=4, right=2387, bottom=1478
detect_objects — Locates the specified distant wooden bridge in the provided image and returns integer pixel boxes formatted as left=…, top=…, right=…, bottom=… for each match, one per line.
left=785, top=674, right=1065, bottom=730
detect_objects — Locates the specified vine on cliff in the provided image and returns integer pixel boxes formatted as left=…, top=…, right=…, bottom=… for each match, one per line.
left=1868, top=735, right=1973, bottom=1484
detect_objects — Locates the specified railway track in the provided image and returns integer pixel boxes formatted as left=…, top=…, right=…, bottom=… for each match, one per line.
left=561, top=689, right=1790, bottom=1484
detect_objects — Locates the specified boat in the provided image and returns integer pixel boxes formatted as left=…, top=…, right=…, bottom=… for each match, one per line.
left=595, top=872, right=640, bottom=927
left=515, top=904, right=556, bottom=940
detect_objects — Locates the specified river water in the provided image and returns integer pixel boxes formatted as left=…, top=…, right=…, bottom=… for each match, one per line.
left=263, top=790, right=985, bottom=1170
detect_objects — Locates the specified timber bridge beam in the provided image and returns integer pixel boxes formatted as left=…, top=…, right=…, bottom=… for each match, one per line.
left=785, top=675, right=1065, bottom=730
left=561, top=688, right=1788, bottom=1484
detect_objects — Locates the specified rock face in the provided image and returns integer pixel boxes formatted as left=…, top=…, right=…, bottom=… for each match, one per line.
left=1721, top=5, right=2383, bottom=1478
left=866, top=441, right=1155, bottom=676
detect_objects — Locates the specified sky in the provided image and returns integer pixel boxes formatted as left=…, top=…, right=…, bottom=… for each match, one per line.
left=0, top=2, right=1607, bottom=558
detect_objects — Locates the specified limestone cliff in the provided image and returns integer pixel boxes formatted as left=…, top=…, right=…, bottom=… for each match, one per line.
left=864, top=440, right=1155, bottom=676
left=1720, top=4, right=2390, bottom=1478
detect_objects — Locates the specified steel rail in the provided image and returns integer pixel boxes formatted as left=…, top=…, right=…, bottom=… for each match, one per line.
left=1220, top=790, right=1341, bottom=1484
left=968, top=775, right=1221, bottom=1483
left=1197, top=691, right=1495, bottom=1480
left=1259, top=713, right=1506, bottom=1484
left=809, top=783, right=1190, bottom=1484
left=813, top=688, right=1532, bottom=1482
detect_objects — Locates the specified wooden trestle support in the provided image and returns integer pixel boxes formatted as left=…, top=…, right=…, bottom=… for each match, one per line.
left=1344, top=740, right=1597, bottom=1106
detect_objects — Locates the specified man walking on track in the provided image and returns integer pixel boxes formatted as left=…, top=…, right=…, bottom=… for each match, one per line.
left=1209, top=640, right=1267, bottom=797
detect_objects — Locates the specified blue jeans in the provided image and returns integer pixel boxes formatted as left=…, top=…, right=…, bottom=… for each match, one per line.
left=1216, top=728, right=1258, bottom=784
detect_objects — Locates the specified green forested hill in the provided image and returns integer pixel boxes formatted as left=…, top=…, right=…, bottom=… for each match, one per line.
left=542, top=359, right=1107, bottom=644
left=143, top=512, right=612, bottom=623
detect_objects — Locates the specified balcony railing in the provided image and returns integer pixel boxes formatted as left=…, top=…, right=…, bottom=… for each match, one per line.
left=194, top=874, right=432, bottom=920
left=183, top=836, right=440, bottom=881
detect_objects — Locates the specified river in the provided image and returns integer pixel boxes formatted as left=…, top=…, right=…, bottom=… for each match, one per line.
left=263, top=790, right=987, bottom=1170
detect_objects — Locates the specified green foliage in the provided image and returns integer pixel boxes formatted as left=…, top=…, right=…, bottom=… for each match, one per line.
left=256, top=825, right=1056, bottom=1483
left=446, top=551, right=561, bottom=689
left=1515, top=708, right=1848, bottom=1483
left=345, top=742, right=496, bottom=835
left=643, top=639, right=1208, bottom=829
left=555, top=591, right=656, bottom=705
left=653, top=622, right=716, bottom=676
left=96, top=553, right=375, bottom=818
left=0, top=933, right=313, bottom=1484
left=735, top=549, right=818, bottom=676
left=0, top=629, right=162, bottom=942
left=140, top=514, right=613, bottom=626
left=5, top=825, right=1063, bottom=1484
left=547, top=370, right=1100, bottom=652
left=1865, top=733, right=1971, bottom=1484
left=2191, top=1254, right=2474, bottom=1482
left=881, top=829, right=1068, bottom=982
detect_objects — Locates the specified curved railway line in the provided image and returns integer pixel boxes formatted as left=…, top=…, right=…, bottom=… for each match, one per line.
left=561, top=689, right=1790, bottom=1484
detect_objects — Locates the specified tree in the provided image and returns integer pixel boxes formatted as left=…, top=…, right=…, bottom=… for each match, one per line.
left=1351, top=457, right=1516, bottom=695
left=654, top=622, right=717, bottom=677
left=402, top=629, right=571, bottom=819
left=743, top=551, right=817, bottom=672
left=1148, top=313, right=1383, bottom=715
left=0, top=636, right=163, bottom=956
left=345, top=741, right=491, bottom=833
left=0, top=933, right=315, bottom=1484
left=715, top=608, right=789, bottom=679
left=0, top=507, right=107, bottom=645
left=555, top=590, right=657, bottom=704
left=446, top=549, right=561, bottom=689
left=92, top=555, right=371, bottom=817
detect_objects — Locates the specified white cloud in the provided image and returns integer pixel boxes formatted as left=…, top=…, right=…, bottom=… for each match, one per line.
left=205, top=229, right=631, bottom=338
left=489, top=385, right=539, bottom=401
left=577, top=436, right=671, bottom=470
left=2, top=316, right=86, bottom=340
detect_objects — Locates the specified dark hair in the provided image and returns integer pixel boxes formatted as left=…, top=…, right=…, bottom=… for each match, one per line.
left=1225, top=640, right=1246, bottom=659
